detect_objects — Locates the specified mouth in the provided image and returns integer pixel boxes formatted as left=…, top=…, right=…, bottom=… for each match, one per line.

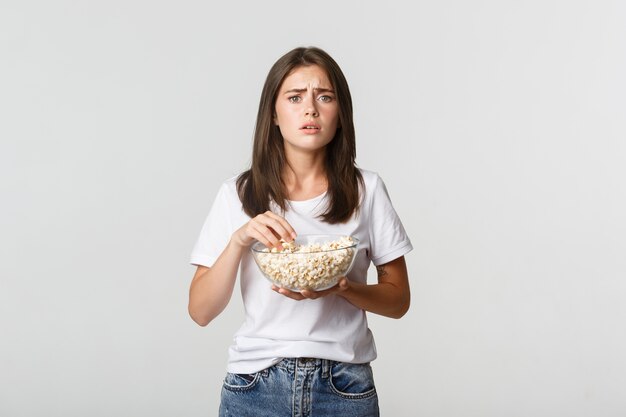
left=300, top=123, right=321, bottom=131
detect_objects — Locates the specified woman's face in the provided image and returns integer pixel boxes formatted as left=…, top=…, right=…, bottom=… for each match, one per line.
left=274, top=65, right=339, bottom=155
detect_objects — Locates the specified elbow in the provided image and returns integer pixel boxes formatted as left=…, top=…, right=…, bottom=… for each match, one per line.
left=188, top=305, right=211, bottom=327
left=391, top=296, right=410, bottom=319
left=394, top=304, right=410, bottom=319
left=192, top=316, right=211, bottom=327
left=390, top=305, right=409, bottom=319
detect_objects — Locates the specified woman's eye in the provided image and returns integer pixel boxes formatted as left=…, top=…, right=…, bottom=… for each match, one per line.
left=318, top=95, right=333, bottom=103
left=288, top=96, right=302, bottom=103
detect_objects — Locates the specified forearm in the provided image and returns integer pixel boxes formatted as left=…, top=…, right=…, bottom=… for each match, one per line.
left=338, top=280, right=410, bottom=319
left=189, top=213, right=298, bottom=326
left=188, top=239, right=245, bottom=326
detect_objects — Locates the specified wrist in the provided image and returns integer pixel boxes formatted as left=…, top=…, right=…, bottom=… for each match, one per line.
left=228, top=236, right=249, bottom=254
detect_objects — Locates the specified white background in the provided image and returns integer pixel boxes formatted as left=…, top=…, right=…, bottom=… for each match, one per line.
left=2, top=1, right=625, bottom=416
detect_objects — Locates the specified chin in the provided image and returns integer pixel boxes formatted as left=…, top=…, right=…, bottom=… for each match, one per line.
left=284, top=138, right=333, bottom=152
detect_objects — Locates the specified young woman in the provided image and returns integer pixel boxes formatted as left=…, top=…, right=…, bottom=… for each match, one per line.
left=189, top=46, right=412, bottom=417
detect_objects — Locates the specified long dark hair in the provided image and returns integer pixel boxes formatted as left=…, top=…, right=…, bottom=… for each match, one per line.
left=237, top=46, right=363, bottom=224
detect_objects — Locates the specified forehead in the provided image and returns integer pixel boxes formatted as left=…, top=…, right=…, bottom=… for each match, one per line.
left=279, top=65, right=333, bottom=90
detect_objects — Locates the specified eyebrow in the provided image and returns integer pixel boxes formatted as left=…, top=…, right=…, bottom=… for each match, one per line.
left=283, top=87, right=335, bottom=95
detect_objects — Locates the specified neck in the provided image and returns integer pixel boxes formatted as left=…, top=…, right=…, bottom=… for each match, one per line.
left=282, top=148, right=328, bottom=200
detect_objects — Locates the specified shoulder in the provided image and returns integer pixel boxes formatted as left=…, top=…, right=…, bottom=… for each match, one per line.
left=223, top=174, right=239, bottom=191
left=357, top=168, right=385, bottom=194
left=214, top=175, right=241, bottom=203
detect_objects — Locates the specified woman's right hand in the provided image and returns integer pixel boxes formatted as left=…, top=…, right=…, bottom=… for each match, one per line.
left=189, top=211, right=296, bottom=326
left=231, top=211, right=297, bottom=251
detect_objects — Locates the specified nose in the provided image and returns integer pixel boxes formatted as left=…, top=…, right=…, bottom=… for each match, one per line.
left=305, top=97, right=318, bottom=117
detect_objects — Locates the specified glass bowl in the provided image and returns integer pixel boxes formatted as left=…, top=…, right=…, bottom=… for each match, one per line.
left=251, top=234, right=359, bottom=291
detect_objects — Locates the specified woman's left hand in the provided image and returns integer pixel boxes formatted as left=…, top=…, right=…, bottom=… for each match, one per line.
left=271, top=277, right=351, bottom=300
left=273, top=257, right=410, bottom=318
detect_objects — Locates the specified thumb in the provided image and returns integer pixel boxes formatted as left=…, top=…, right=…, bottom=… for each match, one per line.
left=338, top=277, right=350, bottom=291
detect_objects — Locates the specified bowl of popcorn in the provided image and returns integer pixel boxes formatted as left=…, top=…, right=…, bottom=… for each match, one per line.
left=251, top=235, right=359, bottom=292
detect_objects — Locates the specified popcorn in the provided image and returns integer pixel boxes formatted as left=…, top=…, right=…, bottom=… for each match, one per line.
left=253, top=236, right=357, bottom=291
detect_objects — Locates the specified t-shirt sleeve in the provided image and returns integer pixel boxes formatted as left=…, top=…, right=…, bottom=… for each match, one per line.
left=368, top=174, right=413, bottom=266
left=190, top=183, right=234, bottom=268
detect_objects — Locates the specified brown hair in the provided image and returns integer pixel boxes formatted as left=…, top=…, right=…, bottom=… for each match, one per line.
left=236, top=46, right=363, bottom=224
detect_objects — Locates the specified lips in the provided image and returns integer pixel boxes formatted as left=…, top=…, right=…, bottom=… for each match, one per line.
left=300, top=122, right=320, bottom=130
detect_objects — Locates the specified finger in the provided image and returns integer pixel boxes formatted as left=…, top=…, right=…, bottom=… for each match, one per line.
left=249, top=222, right=283, bottom=249
left=302, top=285, right=336, bottom=299
left=300, top=289, right=320, bottom=299
left=249, top=217, right=286, bottom=249
left=303, top=278, right=349, bottom=298
left=273, top=286, right=306, bottom=301
left=337, top=277, right=350, bottom=290
left=269, top=228, right=281, bottom=240
left=262, top=211, right=297, bottom=241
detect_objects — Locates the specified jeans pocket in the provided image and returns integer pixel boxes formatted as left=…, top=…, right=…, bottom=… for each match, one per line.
left=328, top=362, right=377, bottom=399
left=222, top=372, right=261, bottom=392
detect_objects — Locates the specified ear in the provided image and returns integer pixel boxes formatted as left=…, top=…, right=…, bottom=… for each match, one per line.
left=273, top=114, right=279, bottom=126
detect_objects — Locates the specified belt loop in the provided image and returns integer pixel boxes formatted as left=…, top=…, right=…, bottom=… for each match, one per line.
left=322, top=359, right=330, bottom=379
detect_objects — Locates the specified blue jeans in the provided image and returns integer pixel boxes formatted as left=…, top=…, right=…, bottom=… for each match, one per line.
left=219, top=358, right=379, bottom=417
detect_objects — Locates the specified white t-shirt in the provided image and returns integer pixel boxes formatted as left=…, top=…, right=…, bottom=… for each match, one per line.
left=190, top=169, right=413, bottom=373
